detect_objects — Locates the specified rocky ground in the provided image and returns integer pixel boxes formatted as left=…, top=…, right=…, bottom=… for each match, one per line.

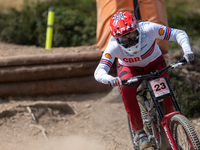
left=0, top=42, right=200, bottom=150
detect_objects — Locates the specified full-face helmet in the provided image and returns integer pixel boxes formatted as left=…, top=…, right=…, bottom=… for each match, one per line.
left=110, top=11, right=141, bottom=55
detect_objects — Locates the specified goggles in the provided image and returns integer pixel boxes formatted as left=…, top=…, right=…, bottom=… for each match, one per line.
left=116, top=29, right=140, bottom=48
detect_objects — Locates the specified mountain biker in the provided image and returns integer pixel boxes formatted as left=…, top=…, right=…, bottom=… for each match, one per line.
left=94, top=11, right=194, bottom=150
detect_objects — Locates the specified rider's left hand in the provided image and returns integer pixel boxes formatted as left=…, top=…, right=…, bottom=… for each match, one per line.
left=183, top=51, right=194, bottom=64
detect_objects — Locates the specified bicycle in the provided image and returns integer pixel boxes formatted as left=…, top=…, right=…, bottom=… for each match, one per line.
left=120, top=58, right=200, bottom=150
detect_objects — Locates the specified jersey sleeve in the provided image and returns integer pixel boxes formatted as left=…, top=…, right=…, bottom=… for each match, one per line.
left=143, top=22, right=192, bottom=54
left=94, top=39, right=118, bottom=84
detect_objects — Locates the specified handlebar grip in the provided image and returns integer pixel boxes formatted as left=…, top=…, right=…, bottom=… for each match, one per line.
left=179, top=57, right=187, bottom=63
left=121, top=79, right=127, bottom=85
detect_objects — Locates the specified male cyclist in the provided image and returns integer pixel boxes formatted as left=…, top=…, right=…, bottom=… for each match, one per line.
left=94, top=11, right=194, bottom=149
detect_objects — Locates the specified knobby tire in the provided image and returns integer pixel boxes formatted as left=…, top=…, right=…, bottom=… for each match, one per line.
left=170, top=114, right=200, bottom=150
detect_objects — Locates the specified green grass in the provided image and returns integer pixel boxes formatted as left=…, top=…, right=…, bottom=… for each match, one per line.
left=0, top=0, right=199, bottom=50
left=165, top=0, right=200, bottom=51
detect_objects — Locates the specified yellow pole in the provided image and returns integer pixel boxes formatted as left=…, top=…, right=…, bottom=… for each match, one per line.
left=45, top=7, right=54, bottom=49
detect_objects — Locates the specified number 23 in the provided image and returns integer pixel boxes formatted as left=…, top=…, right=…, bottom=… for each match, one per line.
left=154, top=82, right=166, bottom=91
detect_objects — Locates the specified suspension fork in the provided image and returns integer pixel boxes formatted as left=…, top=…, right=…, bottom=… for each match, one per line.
left=161, top=111, right=181, bottom=150
left=150, top=93, right=179, bottom=150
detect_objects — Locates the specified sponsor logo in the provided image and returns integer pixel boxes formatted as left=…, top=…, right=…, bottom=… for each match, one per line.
left=105, top=53, right=112, bottom=59
left=123, top=57, right=140, bottom=63
left=113, top=12, right=126, bottom=25
left=158, top=28, right=164, bottom=36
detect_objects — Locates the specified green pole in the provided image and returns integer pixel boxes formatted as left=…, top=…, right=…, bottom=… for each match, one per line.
left=45, top=7, right=54, bottom=49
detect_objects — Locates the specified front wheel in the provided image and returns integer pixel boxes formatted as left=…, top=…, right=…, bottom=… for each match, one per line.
left=170, top=114, right=200, bottom=150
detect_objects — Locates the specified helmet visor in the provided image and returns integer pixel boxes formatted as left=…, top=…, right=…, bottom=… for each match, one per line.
left=116, top=29, right=140, bottom=48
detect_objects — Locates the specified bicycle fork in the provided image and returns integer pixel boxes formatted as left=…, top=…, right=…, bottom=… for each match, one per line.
left=141, top=91, right=181, bottom=150
left=150, top=94, right=181, bottom=150
left=151, top=96, right=184, bottom=150
left=161, top=111, right=181, bottom=150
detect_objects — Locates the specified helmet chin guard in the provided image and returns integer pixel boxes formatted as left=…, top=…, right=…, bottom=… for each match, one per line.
left=119, top=33, right=141, bottom=55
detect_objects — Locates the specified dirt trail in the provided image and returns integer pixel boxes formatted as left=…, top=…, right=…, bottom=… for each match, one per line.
left=0, top=86, right=200, bottom=150
left=0, top=87, right=133, bottom=150
left=0, top=42, right=200, bottom=150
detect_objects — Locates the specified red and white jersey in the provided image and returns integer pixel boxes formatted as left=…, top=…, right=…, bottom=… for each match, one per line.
left=94, top=21, right=192, bottom=84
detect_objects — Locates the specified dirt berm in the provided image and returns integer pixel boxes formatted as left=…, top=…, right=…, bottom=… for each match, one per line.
left=0, top=42, right=200, bottom=150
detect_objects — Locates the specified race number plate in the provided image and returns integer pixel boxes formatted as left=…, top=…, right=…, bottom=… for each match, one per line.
left=149, top=77, right=170, bottom=98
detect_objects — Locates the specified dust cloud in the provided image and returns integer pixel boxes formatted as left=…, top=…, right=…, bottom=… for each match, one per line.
left=29, top=135, right=105, bottom=150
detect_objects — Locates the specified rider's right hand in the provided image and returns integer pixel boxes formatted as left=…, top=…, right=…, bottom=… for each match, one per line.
left=108, top=77, right=122, bottom=87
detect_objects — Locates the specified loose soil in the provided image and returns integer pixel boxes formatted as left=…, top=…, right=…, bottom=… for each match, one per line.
left=0, top=42, right=200, bottom=150
left=0, top=42, right=130, bottom=150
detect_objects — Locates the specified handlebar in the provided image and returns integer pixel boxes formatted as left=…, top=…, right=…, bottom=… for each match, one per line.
left=122, top=57, right=187, bottom=86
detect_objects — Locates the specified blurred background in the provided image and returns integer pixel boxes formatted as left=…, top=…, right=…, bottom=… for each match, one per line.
left=0, top=0, right=200, bottom=117
left=0, top=0, right=199, bottom=50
